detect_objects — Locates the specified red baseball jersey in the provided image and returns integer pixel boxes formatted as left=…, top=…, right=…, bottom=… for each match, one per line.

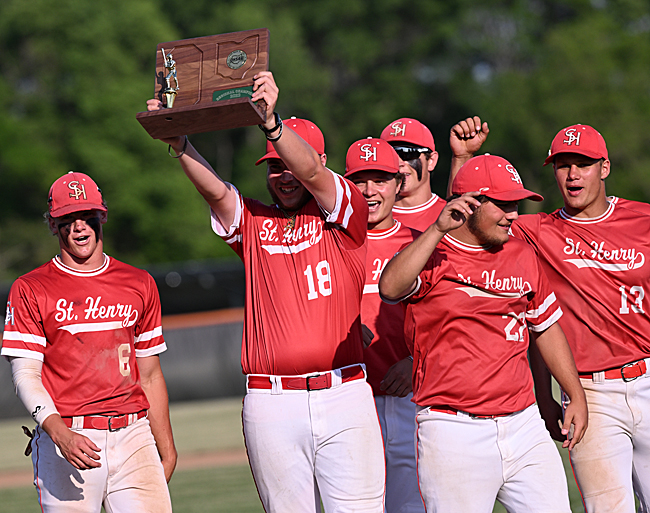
left=362, top=221, right=420, bottom=395
left=403, top=235, right=561, bottom=415
left=392, top=194, right=446, bottom=232
left=1, top=256, right=166, bottom=417
left=609, top=196, right=650, bottom=215
left=212, top=171, right=369, bottom=375
left=511, top=203, right=650, bottom=373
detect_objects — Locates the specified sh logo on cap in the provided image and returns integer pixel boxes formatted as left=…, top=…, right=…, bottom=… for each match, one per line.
left=506, top=165, right=522, bottom=184
left=563, top=128, right=581, bottom=147
left=390, top=122, right=406, bottom=138
left=68, top=181, right=87, bottom=201
left=360, top=144, right=377, bottom=162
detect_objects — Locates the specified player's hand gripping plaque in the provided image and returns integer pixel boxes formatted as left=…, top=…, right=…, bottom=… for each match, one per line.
left=136, top=28, right=269, bottom=139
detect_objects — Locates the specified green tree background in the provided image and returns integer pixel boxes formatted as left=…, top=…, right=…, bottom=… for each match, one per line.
left=2, top=0, right=649, bottom=281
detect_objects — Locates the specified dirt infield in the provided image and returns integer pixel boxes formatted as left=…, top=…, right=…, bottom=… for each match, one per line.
left=0, top=447, right=249, bottom=490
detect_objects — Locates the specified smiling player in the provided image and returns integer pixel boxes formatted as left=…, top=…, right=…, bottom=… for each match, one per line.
left=379, top=154, right=587, bottom=513
left=450, top=121, right=650, bottom=512
left=345, top=138, right=424, bottom=512
left=147, top=72, right=385, bottom=513
left=380, top=118, right=447, bottom=231
left=1, top=172, right=176, bottom=512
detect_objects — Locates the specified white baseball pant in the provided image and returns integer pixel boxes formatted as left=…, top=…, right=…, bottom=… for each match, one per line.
left=374, top=393, right=424, bottom=513
left=30, top=417, right=171, bottom=513
left=567, top=366, right=650, bottom=513
left=416, top=403, right=571, bottom=513
left=243, top=369, right=385, bottom=513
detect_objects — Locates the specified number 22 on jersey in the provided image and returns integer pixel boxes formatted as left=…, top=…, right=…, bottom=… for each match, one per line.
left=502, top=312, right=526, bottom=342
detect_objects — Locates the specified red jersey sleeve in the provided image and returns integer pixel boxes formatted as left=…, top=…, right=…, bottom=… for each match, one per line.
left=406, top=252, right=444, bottom=303
left=2, top=277, right=47, bottom=361
left=321, top=171, right=369, bottom=247
left=525, top=259, right=563, bottom=332
left=134, top=273, right=166, bottom=358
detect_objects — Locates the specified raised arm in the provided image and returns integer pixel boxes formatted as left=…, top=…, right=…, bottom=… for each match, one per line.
left=379, top=193, right=481, bottom=301
left=251, top=72, right=337, bottom=212
left=137, top=355, right=177, bottom=482
left=447, top=116, right=489, bottom=197
left=145, top=102, right=238, bottom=228
left=530, top=323, right=588, bottom=450
left=149, top=71, right=337, bottom=216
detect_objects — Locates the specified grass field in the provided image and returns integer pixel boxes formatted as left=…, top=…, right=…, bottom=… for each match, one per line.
left=0, top=398, right=263, bottom=513
left=0, top=464, right=263, bottom=513
left=0, top=397, right=584, bottom=512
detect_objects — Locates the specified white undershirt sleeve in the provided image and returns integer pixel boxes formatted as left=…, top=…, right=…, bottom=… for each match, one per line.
left=10, top=357, right=59, bottom=425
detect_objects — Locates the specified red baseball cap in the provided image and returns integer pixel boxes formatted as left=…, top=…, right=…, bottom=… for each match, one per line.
left=48, top=171, right=107, bottom=217
left=380, top=118, right=435, bottom=152
left=452, top=154, right=543, bottom=202
left=344, top=138, right=400, bottom=177
left=544, top=124, right=608, bottom=166
left=255, top=117, right=325, bottom=165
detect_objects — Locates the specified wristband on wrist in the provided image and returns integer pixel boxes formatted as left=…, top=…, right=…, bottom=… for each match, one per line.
left=265, top=121, right=283, bottom=142
left=258, top=112, right=282, bottom=135
left=168, top=135, right=188, bottom=158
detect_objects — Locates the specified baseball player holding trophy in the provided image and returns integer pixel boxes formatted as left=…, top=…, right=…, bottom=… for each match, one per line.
left=147, top=72, right=385, bottom=512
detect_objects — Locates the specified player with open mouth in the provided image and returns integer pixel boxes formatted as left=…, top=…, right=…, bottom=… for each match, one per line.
left=450, top=120, right=650, bottom=512
left=2, top=172, right=176, bottom=512
left=346, top=137, right=425, bottom=512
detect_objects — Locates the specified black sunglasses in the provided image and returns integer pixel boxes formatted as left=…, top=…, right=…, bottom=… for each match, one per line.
left=391, top=146, right=431, bottom=161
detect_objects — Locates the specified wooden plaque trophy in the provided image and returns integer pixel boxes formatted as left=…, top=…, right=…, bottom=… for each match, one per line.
left=136, top=28, right=269, bottom=139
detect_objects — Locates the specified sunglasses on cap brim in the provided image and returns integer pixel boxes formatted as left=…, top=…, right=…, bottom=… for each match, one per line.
left=390, top=146, right=431, bottom=161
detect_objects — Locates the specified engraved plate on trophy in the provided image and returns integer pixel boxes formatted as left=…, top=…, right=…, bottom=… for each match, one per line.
left=136, top=28, right=269, bottom=139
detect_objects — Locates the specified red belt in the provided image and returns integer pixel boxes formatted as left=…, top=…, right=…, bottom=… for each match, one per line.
left=61, top=410, right=147, bottom=431
left=579, top=359, right=648, bottom=382
left=247, top=365, right=365, bottom=391
left=429, top=406, right=514, bottom=419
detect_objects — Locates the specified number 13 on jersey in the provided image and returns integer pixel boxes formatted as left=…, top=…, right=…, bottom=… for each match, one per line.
left=619, top=285, right=645, bottom=314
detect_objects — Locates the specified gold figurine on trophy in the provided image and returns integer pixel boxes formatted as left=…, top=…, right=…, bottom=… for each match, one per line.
left=162, top=48, right=179, bottom=108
